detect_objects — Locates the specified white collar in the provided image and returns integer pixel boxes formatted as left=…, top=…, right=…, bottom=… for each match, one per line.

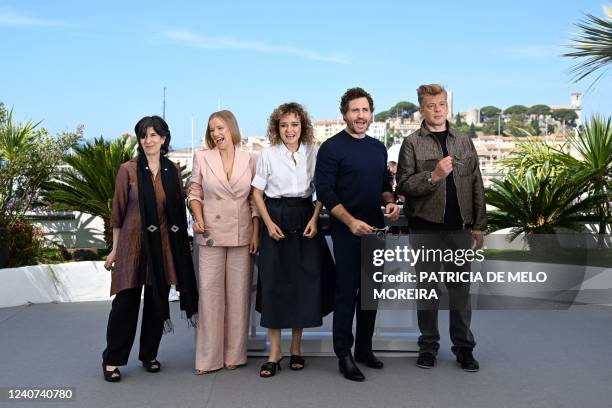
left=278, top=142, right=305, bottom=157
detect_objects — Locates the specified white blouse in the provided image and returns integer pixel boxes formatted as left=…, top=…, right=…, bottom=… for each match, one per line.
left=251, top=143, right=318, bottom=198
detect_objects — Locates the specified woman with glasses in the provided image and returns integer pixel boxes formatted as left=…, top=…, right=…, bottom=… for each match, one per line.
left=102, top=115, right=199, bottom=382
left=252, top=102, right=335, bottom=378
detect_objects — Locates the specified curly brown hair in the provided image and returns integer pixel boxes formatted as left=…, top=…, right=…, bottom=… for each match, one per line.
left=339, top=87, right=374, bottom=115
left=266, top=102, right=315, bottom=145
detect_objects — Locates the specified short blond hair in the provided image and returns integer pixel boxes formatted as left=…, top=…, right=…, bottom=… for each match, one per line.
left=417, top=84, right=447, bottom=107
left=204, top=110, right=241, bottom=149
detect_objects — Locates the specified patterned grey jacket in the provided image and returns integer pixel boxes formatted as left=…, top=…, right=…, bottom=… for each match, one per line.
left=396, top=122, right=487, bottom=230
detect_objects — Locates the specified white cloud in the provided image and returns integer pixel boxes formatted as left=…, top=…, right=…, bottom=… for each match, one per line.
left=0, top=7, right=65, bottom=27
left=163, top=30, right=350, bottom=64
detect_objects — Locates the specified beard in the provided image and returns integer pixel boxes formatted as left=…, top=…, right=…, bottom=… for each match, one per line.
left=345, top=118, right=371, bottom=135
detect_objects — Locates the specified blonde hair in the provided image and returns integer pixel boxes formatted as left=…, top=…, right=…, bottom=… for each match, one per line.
left=266, top=102, right=315, bottom=145
left=204, top=110, right=241, bottom=149
left=417, top=84, right=447, bottom=107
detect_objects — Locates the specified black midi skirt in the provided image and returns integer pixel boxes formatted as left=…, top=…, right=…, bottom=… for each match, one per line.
left=256, top=197, right=335, bottom=329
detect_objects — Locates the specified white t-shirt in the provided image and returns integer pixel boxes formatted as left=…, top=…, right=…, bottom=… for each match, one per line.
left=251, top=143, right=318, bottom=198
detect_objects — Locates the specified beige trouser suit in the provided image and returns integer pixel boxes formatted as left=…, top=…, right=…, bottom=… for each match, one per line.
left=188, top=147, right=259, bottom=372
left=196, top=246, right=251, bottom=370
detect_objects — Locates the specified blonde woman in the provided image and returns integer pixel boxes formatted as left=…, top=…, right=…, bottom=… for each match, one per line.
left=188, top=110, right=259, bottom=374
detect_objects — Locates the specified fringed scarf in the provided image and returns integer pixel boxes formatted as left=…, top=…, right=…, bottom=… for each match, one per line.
left=137, top=154, right=198, bottom=333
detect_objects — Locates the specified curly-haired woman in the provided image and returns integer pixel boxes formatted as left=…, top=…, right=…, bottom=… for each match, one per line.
left=251, top=102, right=335, bottom=378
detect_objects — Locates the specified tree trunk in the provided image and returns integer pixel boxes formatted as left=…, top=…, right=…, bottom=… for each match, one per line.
left=596, top=198, right=609, bottom=249
left=0, top=226, right=8, bottom=268
left=103, top=217, right=113, bottom=251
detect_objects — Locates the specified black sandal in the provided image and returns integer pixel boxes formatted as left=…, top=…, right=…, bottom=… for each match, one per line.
left=289, top=355, right=305, bottom=370
left=259, top=359, right=283, bottom=378
left=142, top=359, right=161, bottom=373
left=102, top=364, right=121, bottom=382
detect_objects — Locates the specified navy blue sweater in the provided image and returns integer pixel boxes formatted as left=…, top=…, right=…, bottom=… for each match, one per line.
left=315, top=130, right=391, bottom=229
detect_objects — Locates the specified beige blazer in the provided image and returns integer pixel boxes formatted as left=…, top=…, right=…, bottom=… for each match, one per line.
left=188, top=147, right=258, bottom=247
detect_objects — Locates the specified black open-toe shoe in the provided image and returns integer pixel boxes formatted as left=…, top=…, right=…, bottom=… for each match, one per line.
left=102, top=364, right=121, bottom=382
left=289, top=355, right=305, bottom=370
left=259, top=358, right=283, bottom=378
left=142, top=359, right=161, bottom=373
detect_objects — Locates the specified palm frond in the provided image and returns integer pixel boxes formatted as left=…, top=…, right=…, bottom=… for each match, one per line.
left=40, top=135, right=137, bottom=246
left=563, top=10, right=612, bottom=89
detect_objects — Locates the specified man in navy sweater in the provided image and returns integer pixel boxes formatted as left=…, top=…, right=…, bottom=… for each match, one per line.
left=315, top=87, right=400, bottom=381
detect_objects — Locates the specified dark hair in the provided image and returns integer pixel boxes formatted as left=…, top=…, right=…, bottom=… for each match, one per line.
left=267, top=102, right=315, bottom=145
left=134, top=115, right=171, bottom=156
left=339, top=87, right=374, bottom=115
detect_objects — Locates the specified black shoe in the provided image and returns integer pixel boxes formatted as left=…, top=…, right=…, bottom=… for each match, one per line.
left=102, top=363, right=121, bottom=382
left=354, top=350, right=384, bottom=369
left=142, top=359, right=161, bottom=373
left=260, top=358, right=283, bottom=378
left=416, top=353, right=436, bottom=369
left=455, top=349, right=479, bottom=372
left=338, top=355, right=365, bottom=382
left=289, top=355, right=305, bottom=371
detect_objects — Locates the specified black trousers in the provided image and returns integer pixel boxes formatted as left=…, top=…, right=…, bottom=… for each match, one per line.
left=102, top=284, right=170, bottom=366
left=409, top=228, right=476, bottom=356
left=331, top=227, right=377, bottom=358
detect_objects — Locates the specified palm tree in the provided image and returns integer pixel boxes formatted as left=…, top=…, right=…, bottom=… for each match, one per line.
left=500, top=136, right=569, bottom=179
left=0, top=109, right=43, bottom=227
left=485, top=166, right=606, bottom=252
left=561, top=115, right=612, bottom=238
left=0, top=109, right=80, bottom=227
left=563, top=6, right=612, bottom=89
left=496, top=116, right=612, bottom=238
left=41, top=135, right=137, bottom=248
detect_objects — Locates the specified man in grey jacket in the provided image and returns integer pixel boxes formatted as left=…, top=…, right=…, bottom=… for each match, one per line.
left=396, top=83, right=486, bottom=372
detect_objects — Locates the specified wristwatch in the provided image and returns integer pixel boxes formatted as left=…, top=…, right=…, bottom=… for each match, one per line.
left=426, top=171, right=434, bottom=185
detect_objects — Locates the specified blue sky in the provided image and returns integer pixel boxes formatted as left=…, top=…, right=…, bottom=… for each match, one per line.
left=2, top=0, right=611, bottom=148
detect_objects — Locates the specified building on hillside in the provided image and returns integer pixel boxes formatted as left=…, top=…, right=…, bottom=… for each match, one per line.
left=313, top=119, right=346, bottom=142
left=459, top=92, right=582, bottom=127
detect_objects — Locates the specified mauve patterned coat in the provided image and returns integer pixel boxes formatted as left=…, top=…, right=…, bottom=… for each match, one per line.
left=109, top=158, right=178, bottom=296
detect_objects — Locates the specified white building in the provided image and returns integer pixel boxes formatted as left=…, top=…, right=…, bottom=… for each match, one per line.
left=465, top=108, right=480, bottom=125
left=313, top=120, right=345, bottom=142
left=368, top=122, right=386, bottom=141
left=168, top=149, right=194, bottom=172
left=313, top=120, right=387, bottom=143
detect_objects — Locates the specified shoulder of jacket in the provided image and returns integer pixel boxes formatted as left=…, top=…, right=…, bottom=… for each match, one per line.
left=408, top=129, right=421, bottom=139
left=195, top=146, right=209, bottom=156
left=120, top=159, right=137, bottom=170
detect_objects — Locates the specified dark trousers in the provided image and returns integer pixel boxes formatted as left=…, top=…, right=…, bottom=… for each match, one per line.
left=331, top=227, right=377, bottom=358
left=409, top=229, right=476, bottom=356
left=102, top=284, right=170, bottom=366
